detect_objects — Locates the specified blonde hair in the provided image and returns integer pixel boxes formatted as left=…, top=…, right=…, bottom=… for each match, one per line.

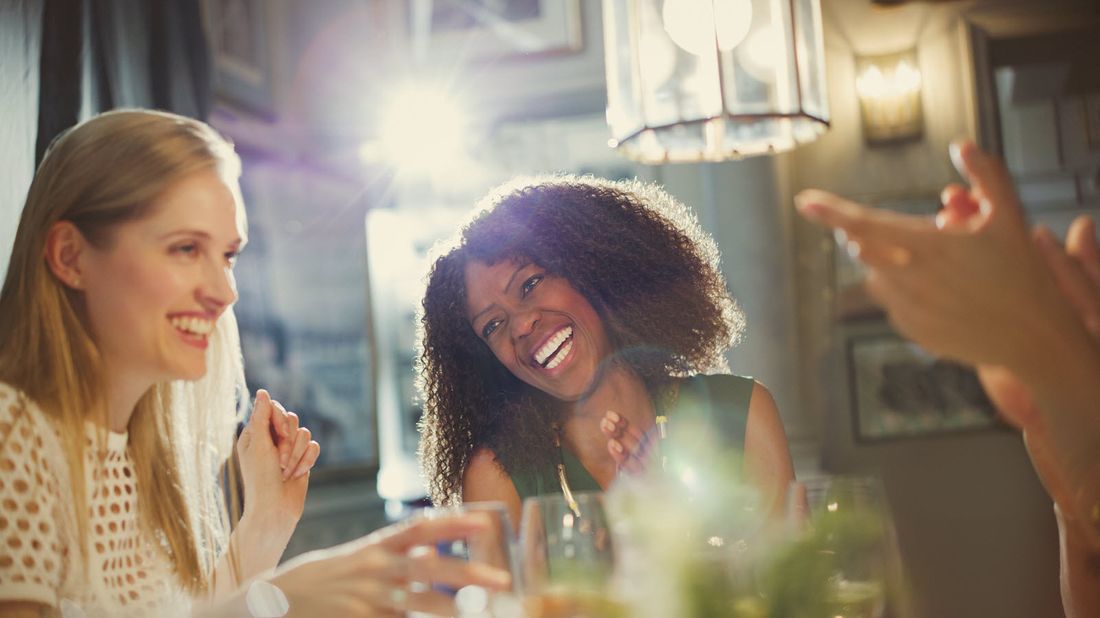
left=0, top=109, right=247, bottom=595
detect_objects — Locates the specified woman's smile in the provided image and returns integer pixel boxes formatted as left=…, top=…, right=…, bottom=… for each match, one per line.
left=464, top=259, right=613, bottom=401
left=531, top=324, right=573, bottom=370
left=168, top=312, right=217, bottom=350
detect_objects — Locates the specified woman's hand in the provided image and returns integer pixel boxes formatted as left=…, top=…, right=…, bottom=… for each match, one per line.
left=234, top=390, right=320, bottom=569
left=796, top=140, right=1078, bottom=375
left=197, top=514, right=513, bottom=618
left=268, top=514, right=512, bottom=617
left=600, top=411, right=656, bottom=475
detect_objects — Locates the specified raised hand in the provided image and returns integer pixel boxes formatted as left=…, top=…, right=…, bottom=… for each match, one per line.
left=795, top=140, right=1082, bottom=378
left=600, top=410, right=658, bottom=475
left=234, top=390, right=320, bottom=567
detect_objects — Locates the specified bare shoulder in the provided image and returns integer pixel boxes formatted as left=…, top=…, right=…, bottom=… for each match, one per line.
left=746, top=382, right=785, bottom=438
left=462, top=447, right=523, bottom=527
left=744, top=381, right=795, bottom=517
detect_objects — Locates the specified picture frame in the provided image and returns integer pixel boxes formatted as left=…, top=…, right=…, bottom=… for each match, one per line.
left=202, top=0, right=277, bottom=118
left=846, top=324, right=1001, bottom=443
left=409, top=0, right=583, bottom=61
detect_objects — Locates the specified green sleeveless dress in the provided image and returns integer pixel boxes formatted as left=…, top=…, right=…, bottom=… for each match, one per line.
left=508, top=374, right=756, bottom=501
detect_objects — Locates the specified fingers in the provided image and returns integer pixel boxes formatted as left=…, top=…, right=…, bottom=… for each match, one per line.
left=1034, top=227, right=1100, bottom=338
left=600, top=411, right=628, bottom=467
left=249, top=389, right=274, bottom=429
left=404, top=588, right=459, bottom=616
left=277, top=406, right=297, bottom=469
left=372, top=515, right=490, bottom=554
left=406, top=546, right=512, bottom=591
left=949, top=138, right=1026, bottom=227
left=357, top=577, right=452, bottom=617
left=795, top=189, right=932, bottom=264
left=601, top=411, right=654, bottom=475
left=285, top=431, right=320, bottom=480
left=937, top=183, right=980, bottom=230
left=1065, top=215, right=1100, bottom=287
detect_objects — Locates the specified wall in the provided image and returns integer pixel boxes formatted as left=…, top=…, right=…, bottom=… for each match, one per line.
left=0, top=0, right=41, bottom=280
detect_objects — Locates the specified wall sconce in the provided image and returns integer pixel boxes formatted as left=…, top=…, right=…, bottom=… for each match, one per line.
left=602, top=0, right=830, bottom=163
left=855, top=50, right=923, bottom=144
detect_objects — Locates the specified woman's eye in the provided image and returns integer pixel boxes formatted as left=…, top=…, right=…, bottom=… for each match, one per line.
left=482, top=319, right=501, bottom=339
left=172, top=243, right=198, bottom=256
left=225, top=250, right=240, bottom=266
left=521, top=274, right=543, bottom=297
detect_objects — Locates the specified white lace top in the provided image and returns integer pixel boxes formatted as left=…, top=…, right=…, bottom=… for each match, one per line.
left=0, top=382, right=188, bottom=617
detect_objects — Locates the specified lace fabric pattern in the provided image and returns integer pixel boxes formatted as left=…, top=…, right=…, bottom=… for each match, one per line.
left=0, top=383, right=189, bottom=617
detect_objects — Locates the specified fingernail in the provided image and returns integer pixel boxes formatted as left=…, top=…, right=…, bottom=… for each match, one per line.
left=846, top=240, right=862, bottom=260
left=796, top=199, right=821, bottom=220
left=610, top=440, right=623, bottom=454
left=949, top=141, right=966, bottom=176
left=601, top=419, right=616, bottom=433
left=833, top=228, right=848, bottom=247
left=606, top=410, right=620, bottom=423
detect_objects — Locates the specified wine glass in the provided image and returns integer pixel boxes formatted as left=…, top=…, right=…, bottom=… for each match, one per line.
left=519, top=492, right=627, bottom=618
left=775, top=475, right=906, bottom=618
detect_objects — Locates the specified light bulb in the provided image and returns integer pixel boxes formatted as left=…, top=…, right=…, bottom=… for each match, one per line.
left=739, top=25, right=782, bottom=82
left=661, top=0, right=753, bottom=56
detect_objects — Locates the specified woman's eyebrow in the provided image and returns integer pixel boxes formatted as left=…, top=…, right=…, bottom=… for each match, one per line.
left=470, top=262, right=529, bottom=325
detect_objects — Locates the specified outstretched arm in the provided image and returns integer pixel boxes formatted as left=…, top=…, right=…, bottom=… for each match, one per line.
left=796, top=138, right=1100, bottom=616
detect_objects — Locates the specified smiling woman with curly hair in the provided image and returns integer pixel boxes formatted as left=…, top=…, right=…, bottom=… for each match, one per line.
left=416, top=175, right=793, bottom=524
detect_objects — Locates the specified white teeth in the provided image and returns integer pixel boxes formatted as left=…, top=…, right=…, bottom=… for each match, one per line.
left=545, top=338, right=572, bottom=369
left=170, top=316, right=214, bottom=337
left=534, top=326, right=573, bottom=367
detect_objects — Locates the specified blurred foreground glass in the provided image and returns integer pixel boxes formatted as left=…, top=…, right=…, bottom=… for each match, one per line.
left=519, top=492, right=628, bottom=618
left=602, top=0, right=829, bottom=163
left=771, top=476, right=907, bottom=618
left=414, top=502, right=518, bottom=617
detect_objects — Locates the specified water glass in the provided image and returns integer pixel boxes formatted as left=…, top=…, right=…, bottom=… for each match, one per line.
left=777, top=475, right=905, bottom=618
left=519, top=492, right=627, bottom=617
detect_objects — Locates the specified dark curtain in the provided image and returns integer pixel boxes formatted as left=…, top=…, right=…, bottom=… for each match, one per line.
left=35, top=0, right=212, bottom=166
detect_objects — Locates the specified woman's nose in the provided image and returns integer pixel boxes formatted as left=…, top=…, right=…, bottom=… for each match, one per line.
left=200, top=259, right=238, bottom=310
left=510, top=307, right=540, bottom=339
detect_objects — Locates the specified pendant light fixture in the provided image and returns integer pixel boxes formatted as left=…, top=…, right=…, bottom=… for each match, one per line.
left=603, top=0, right=830, bottom=162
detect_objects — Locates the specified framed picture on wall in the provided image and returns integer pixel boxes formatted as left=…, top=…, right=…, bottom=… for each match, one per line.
left=202, top=0, right=277, bottom=118
left=408, top=0, right=582, bottom=61
left=846, top=323, right=1001, bottom=442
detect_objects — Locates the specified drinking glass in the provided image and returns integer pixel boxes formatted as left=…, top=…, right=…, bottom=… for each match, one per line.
left=775, top=475, right=906, bottom=618
left=519, top=492, right=628, bottom=618
left=413, top=501, right=518, bottom=617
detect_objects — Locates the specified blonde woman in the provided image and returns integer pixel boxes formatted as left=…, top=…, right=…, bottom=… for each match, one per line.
left=0, top=110, right=509, bottom=617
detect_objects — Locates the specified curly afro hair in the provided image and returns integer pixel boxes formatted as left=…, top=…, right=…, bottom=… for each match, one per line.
left=416, top=175, right=745, bottom=505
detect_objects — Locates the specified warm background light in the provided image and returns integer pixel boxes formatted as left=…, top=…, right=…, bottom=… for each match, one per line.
left=855, top=50, right=924, bottom=144
left=661, top=0, right=754, bottom=56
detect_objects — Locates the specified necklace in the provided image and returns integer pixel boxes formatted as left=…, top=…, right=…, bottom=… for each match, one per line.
left=553, top=412, right=671, bottom=516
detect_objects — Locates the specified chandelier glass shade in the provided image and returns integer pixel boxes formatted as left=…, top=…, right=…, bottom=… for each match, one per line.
left=602, top=0, right=830, bottom=162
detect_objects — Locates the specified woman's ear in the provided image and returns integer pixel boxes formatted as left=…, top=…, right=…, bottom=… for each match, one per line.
left=45, top=221, right=89, bottom=290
